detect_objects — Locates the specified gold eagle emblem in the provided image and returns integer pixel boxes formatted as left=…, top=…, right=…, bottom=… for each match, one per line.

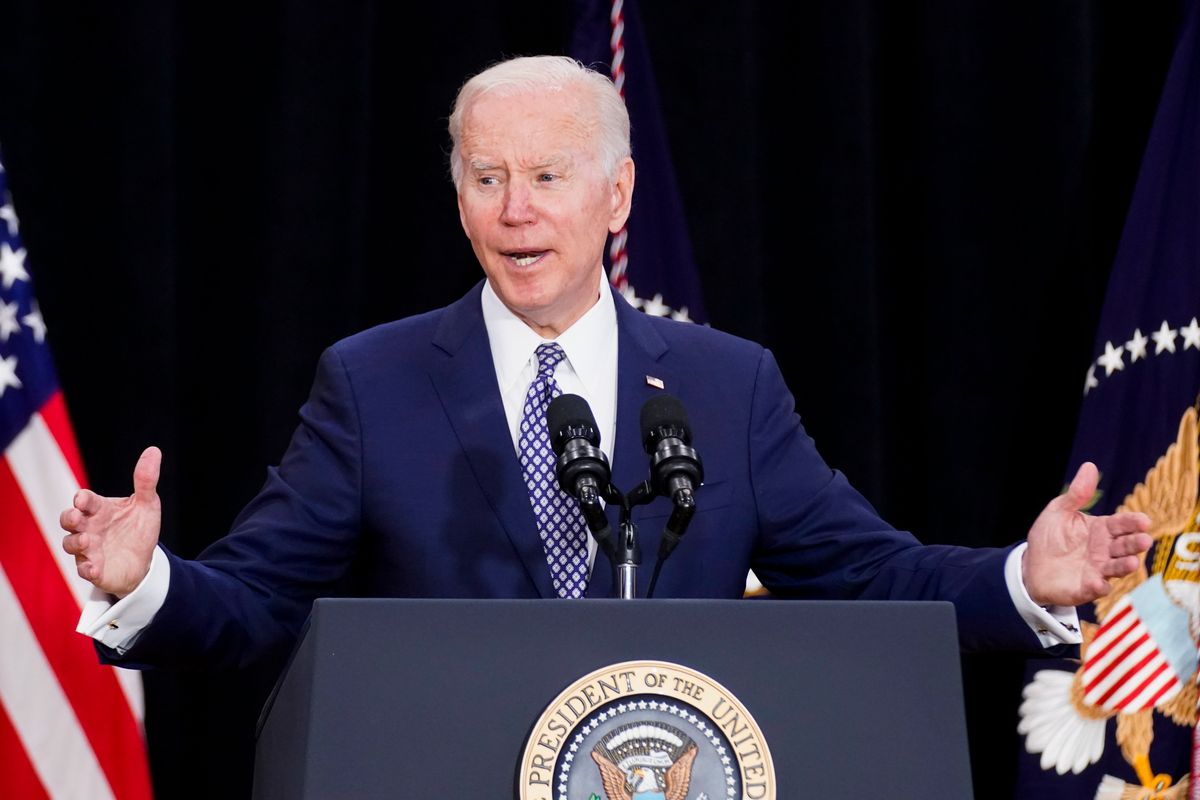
left=589, top=721, right=698, bottom=800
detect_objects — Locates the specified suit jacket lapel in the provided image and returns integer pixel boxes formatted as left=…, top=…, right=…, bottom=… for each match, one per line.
left=427, top=284, right=556, bottom=598
left=587, top=291, right=676, bottom=598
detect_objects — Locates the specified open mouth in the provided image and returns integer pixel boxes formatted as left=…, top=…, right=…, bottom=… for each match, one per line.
left=504, top=250, right=548, bottom=267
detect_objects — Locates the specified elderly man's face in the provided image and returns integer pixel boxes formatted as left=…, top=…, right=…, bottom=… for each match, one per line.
left=456, top=85, right=634, bottom=337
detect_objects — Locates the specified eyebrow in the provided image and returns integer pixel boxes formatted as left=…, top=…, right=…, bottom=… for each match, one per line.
left=466, top=155, right=574, bottom=174
left=468, top=159, right=500, bottom=173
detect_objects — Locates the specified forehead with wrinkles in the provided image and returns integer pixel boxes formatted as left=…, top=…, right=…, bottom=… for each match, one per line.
left=458, top=86, right=602, bottom=172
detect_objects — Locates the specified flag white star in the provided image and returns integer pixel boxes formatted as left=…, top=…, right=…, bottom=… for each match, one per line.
left=1181, top=317, right=1200, bottom=351
left=1125, top=328, right=1148, bottom=362
left=1083, top=364, right=1098, bottom=395
left=670, top=306, right=692, bottom=323
left=0, top=204, right=17, bottom=236
left=0, top=354, right=21, bottom=397
left=22, top=303, right=45, bottom=343
left=619, top=283, right=642, bottom=310
left=641, top=293, right=670, bottom=317
left=1097, top=341, right=1125, bottom=376
left=1151, top=320, right=1177, bottom=354
left=0, top=242, right=29, bottom=289
left=0, top=300, right=19, bottom=342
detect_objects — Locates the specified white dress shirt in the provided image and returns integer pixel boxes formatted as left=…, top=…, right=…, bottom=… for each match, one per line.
left=78, top=270, right=1079, bottom=651
left=481, top=271, right=619, bottom=571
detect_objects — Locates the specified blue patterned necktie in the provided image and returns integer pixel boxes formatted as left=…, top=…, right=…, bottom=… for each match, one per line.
left=518, top=342, right=590, bottom=598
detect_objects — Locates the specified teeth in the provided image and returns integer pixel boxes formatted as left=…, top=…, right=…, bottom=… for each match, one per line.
left=511, top=253, right=541, bottom=266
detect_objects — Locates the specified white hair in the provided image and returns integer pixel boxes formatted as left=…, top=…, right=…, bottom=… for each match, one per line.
left=447, top=55, right=631, bottom=188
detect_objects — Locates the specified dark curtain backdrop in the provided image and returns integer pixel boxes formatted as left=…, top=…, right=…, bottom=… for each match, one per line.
left=0, top=2, right=1182, bottom=797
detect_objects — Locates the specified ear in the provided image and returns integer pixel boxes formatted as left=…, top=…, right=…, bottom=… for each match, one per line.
left=607, top=157, right=635, bottom=234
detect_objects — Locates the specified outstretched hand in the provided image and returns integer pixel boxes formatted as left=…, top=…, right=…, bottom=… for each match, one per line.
left=1022, top=461, right=1152, bottom=607
left=60, top=446, right=163, bottom=599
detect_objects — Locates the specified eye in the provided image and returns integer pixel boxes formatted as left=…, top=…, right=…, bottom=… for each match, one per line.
left=478, top=175, right=499, bottom=186
left=537, top=173, right=559, bottom=183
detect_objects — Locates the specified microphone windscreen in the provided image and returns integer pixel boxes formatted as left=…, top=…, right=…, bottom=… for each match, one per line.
left=547, top=394, right=599, bottom=455
left=639, top=394, right=692, bottom=449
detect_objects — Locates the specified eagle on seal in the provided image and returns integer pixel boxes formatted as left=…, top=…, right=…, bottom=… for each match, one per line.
left=590, top=721, right=699, bottom=800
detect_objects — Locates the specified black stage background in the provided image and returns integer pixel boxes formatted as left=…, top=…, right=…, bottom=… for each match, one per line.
left=0, top=2, right=1183, bottom=797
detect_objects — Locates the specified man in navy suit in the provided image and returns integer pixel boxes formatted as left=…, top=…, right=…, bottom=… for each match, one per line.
left=61, top=56, right=1151, bottom=669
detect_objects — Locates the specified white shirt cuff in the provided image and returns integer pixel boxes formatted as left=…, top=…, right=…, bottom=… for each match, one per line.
left=1004, top=542, right=1082, bottom=647
left=76, top=546, right=171, bottom=654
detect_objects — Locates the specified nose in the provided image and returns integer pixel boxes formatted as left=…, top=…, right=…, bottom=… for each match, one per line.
left=499, top=182, right=536, bottom=226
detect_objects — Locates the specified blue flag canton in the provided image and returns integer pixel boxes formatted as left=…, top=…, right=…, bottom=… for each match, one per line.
left=0, top=154, right=59, bottom=452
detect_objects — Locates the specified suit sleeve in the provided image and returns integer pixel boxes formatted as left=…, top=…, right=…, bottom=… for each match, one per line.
left=98, top=346, right=364, bottom=670
left=745, top=348, right=1046, bottom=652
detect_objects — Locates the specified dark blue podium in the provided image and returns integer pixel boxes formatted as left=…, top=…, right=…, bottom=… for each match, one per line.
left=253, top=598, right=973, bottom=798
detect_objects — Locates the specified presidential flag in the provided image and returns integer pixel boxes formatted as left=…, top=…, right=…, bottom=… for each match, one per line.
left=570, top=0, right=707, bottom=324
left=0, top=152, right=153, bottom=798
left=1015, top=1, right=1200, bottom=797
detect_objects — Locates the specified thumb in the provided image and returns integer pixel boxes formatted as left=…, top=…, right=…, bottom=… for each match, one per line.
left=132, top=446, right=162, bottom=502
left=1063, top=461, right=1099, bottom=511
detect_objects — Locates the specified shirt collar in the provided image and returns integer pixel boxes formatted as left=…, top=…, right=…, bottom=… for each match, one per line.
left=481, top=270, right=617, bottom=397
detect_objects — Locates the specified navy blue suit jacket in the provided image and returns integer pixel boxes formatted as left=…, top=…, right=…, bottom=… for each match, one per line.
left=109, top=283, right=1041, bottom=669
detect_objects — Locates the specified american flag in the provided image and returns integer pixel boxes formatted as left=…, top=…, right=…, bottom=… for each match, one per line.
left=0, top=152, right=152, bottom=798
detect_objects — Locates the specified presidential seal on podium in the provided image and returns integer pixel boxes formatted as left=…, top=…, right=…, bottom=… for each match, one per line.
left=520, top=660, right=775, bottom=800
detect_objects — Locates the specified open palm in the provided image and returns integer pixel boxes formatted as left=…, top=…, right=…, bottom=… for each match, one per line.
left=60, top=446, right=163, bottom=598
left=1022, top=462, right=1152, bottom=607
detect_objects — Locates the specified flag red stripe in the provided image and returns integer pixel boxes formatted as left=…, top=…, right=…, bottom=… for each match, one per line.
left=1084, top=631, right=1150, bottom=692
left=1139, top=672, right=1181, bottom=711
left=1102, top=604, right=1132, bottom=628
left=39, top=391, right=88, bottom=486
left=0, top=700, right=51, bottom=800
left=0, top=462, right=152, bottom=800
left=1085, top=605, right=1135, bottom=666
left=1095, top=645, right=1158, bottom=705
left=1111, top=660, right=1173, bottom=710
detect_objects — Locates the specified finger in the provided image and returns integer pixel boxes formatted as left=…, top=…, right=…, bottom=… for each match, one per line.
left=59, top=507, right=86, bottom=533
left=1108, top=531, right=1152, bottom=558
left=73, top=489, right=103, bottom=516
left=1063, top=461, right=1100, bottom=511
left=132, top=446, right=162, bottom=503
left=1104, top=510, right=1152, bottom=534
left=1100, top=555, right=1141, bottom=579
left=1084, top=575, right=1112, bottom=600
left=61, top=532, right=87, bottom=556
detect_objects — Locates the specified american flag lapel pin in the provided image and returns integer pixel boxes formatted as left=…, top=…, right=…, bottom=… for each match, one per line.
left=645, top=375, right=665, bottom=389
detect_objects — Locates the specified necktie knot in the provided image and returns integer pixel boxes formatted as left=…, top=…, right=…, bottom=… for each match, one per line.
left=535, top=342, right=566, bottom=378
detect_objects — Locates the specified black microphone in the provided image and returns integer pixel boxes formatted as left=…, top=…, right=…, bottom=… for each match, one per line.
left=548, top=394, right=612, bottom=500
left=547, top=394, right=617, bottom=559
left=640, top=394, right=704, bottom=597
left=639, top=394, right=704, bottom=504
